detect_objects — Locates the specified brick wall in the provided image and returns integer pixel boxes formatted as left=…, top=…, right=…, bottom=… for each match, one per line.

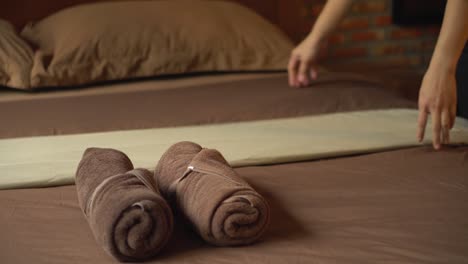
left=301, top=0, right=441, bottom=70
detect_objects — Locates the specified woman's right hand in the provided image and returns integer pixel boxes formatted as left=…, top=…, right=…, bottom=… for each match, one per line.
left=288, top=38, right=322, bottom=88
left=288, top=0, right=356, bottom=88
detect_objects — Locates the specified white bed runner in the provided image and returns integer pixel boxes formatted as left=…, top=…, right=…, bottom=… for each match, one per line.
left=1, top=109, right=468, bottom=190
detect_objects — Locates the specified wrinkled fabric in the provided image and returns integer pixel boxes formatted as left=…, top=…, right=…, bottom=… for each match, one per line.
left=155, top=141, right=270, bottom=246
left=20, top=0, right=293, bottom=88
left=75, top=148, right=173, bottom=261
left=0, top=19, right=33, bottom=88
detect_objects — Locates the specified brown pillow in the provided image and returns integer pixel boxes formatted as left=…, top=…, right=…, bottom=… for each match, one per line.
left=0, top=19, right=33, bottom=89
left=20, top=0, right=294, bottom=88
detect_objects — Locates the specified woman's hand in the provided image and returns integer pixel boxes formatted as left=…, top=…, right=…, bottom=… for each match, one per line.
left=288, top=38, right=321, bottom=88
left=417, top=65, right=457, bottom=149
left=417, top=0, right=468, bottom=150
left=288, top=0, right=355, bottom=88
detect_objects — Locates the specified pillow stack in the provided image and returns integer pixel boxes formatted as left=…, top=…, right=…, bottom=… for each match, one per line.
left=1, top=0, right=293, bottom=90
left=0, top=19, right=33, bottom=88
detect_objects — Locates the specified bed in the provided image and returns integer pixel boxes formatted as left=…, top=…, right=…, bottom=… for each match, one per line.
left=1, top=1, right=468, bottom=263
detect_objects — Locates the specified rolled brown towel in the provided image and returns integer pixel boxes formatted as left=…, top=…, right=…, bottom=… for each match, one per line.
left=75, top=148, right=173, bottom=262
left=154, top=141, right=270, bottom=246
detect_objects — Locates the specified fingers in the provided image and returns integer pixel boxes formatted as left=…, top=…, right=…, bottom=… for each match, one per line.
left=310, top=68, right=318, bottom=80
left=298, top=59, right=311, bottom=87
left=288, top=56, right=299, bottom=87
left=431, top=108, right=442, bottom=150
left=418, top=102, right=455, bottom=149
left=450, top=104, right=457, bottom=129
left=441, top=110, right=454, bottom=144
left=442, top=126, right=450, bottom=145
left=417, top=106, right=428, bottom=142
left=441, top=111, right=448, bottom=145
left=416, top=68, right=457, bottom=149
left=288, top=48, right=320, bottom=88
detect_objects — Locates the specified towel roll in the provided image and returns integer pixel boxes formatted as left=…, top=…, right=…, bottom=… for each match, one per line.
left=76, top=148, right=173, bottom=262
left=154, top=141, right=270, bottom=246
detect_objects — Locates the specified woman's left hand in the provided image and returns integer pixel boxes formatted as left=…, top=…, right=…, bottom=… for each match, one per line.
left=417, top=65, right=458, bottom=149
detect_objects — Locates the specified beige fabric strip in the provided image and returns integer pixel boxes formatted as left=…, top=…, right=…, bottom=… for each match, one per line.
left=2, top=109, right=468, bottom=190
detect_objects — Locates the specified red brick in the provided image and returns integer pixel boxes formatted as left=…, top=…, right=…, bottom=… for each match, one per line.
left=339, top=17, right=369, bottom=30
left=421, top=40, right=437, bottom=51
left=373, top=44, right=406, bottom=56
left=352, top=1, right=387, bottom=13
left=377, top=56, right=423, bottom=67
left=405, top=42, right=421, bottom=53
left=375, top=15, right=392, bottom=26
left=328, top=33, right=345, bottom=45
left=330, top=47, right=367, bottom=58
left=351, top=31, right=382, bottom=42
left=391, top=28, right=423, bottom=39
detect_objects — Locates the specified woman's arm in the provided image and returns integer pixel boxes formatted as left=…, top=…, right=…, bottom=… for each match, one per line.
left=289, top=0, right=355, bottom=87
left=417, top=0, right=468, bottom=149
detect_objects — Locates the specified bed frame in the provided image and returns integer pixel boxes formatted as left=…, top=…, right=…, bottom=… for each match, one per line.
left=2, top=0, right=308, bottom=42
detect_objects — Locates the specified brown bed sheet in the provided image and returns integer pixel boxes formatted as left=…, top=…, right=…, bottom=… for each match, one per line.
left=4, top=70, right=463, bottom=263
left=0, top=72, right=417, bottom=139
left=1, top=146, right=467, bottom=263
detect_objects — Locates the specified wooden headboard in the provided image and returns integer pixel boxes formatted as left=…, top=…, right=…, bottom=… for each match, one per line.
left=1, top=0, right=309, bottom=43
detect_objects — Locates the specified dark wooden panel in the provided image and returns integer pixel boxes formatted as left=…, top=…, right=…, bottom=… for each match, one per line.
left=1, top=1, right=276, bottom=29
left=1, top=0, right=304, bottom=42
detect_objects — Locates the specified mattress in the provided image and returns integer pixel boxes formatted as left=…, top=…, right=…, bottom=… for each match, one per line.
left=1, top=72, right=467, bottom=264
left=0, top=72, right=412, bottom=139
